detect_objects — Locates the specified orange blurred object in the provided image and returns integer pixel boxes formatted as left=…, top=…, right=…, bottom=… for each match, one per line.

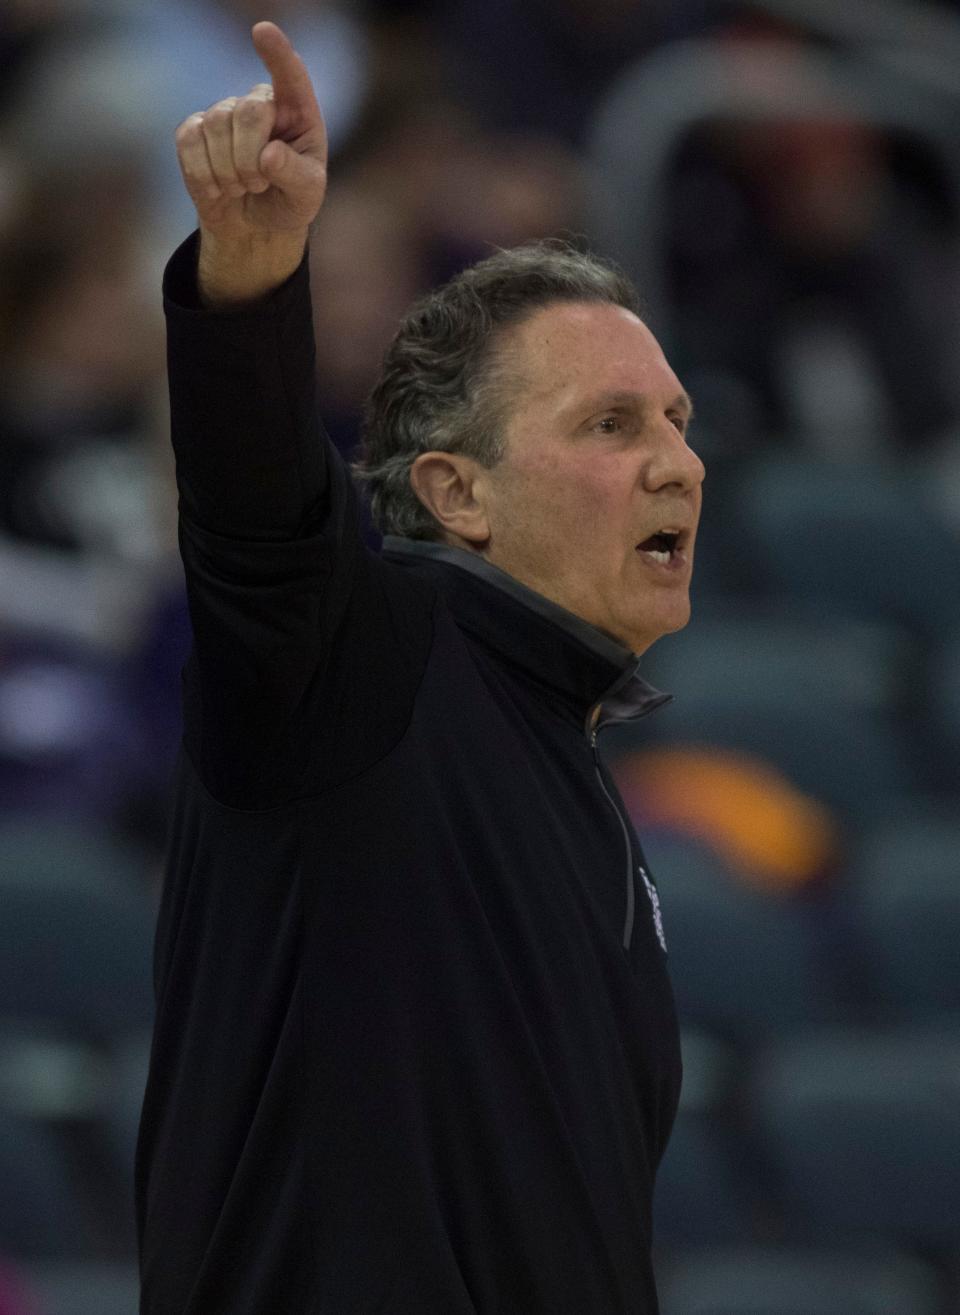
left=614, top=746, right=839, bottom=893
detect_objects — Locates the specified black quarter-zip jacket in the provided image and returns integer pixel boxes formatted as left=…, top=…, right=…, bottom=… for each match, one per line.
left=135, top=234, right=682, bottom=1315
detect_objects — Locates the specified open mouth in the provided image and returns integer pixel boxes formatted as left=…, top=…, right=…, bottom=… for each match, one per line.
left=636, top=529, right=682, bottom=565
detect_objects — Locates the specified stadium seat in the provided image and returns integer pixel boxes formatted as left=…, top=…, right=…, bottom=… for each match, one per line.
left=21, top=1261, right=140, bottom=1315
left=654, top=1032, right=761, bottom=1246
left=0, top=1111, right=93, bottom=1259
left=658, top=1245, right=945, bottom=1315
left=0, top=1025, right=108, bottom=1122
left=843, top=813, right=960, bottom=1022
left=636, top=831, right=838, bottom=1043
left=645, top=702, right=917, bottom=825
left=733, top=455, right=960, bottom=641
left=624, top=606, right=923, bottom=823
left=750, top=1026, right=960, bottom=1251
left=0, top=818, right=155, bottom=1045
left=641, top=605, right=910, bottom=711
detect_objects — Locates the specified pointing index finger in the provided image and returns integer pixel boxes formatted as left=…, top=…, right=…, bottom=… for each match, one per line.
left=251, top=21, right=320, bottom=121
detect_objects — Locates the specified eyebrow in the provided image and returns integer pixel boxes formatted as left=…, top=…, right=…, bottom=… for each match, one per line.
left=583, top=389, right=695, bottom=420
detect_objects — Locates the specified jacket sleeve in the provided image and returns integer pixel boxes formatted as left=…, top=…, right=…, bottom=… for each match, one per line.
left=164, top=232, right=370, bottom=808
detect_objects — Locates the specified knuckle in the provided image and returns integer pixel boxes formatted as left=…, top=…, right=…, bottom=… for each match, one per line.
left=203, top=98, right=237, bottom=125
left=236, top=97, right=270, bottom=124
left=175, top=115, right=202, bottom=146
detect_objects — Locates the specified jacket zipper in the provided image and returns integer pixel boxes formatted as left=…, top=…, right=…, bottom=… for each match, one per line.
left=589, top=721, right=636, bottom=952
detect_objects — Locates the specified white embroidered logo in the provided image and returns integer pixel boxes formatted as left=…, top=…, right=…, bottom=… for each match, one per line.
left=638, top=865, right=667, bottom=952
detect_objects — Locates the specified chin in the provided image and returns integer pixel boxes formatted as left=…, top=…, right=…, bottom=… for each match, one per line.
left=626, top=601, right=692, bottom=655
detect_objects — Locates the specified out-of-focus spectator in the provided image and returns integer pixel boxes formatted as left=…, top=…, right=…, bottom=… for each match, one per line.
left=666, top=114, right=958, bottom=453
left=0, top=164, right=164, bottom=554
left=0, top=25, right=178, bottom=837
left=312, top=73, right=588, bottom=462
left=368, top=0, right=711, bottom=145
left=653, top=17, right=960, bottom=454
left=310, top=182, right=425, bottom=459
left=0, top=0, right=89, bottom=113
left=3, top=0, right=370, bottom=252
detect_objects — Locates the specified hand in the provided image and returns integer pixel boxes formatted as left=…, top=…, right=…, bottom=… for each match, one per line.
left=174, top=21, right=328, bottom=302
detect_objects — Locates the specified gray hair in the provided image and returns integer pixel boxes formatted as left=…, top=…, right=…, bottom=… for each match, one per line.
left=352, top=239, right=642, bottom=540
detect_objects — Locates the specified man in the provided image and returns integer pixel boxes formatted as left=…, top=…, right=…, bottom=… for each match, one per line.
left=136, top=20, right=704, bottom=1315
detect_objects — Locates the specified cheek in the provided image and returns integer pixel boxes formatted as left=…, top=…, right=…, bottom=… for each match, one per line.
left=491, top=452, right=629, bottom=566
left=528, top=455, right=622, bottom=525
left=562, top=467, right=631, bottom=551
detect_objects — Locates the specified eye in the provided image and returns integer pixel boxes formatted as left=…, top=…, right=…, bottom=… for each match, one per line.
left=594, top=415, right=622, bottom=434
left=669, top=414, right=688, bottom=435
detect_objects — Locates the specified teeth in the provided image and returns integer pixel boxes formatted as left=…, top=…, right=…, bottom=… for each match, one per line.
left=643, top=549, right=671, bottom=564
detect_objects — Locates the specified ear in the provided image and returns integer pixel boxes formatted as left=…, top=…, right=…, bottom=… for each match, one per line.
left=409, top=451, right=491, bottom=547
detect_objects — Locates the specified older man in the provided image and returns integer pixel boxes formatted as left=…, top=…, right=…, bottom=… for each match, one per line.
left=136, top=21, right=704, bottom=1315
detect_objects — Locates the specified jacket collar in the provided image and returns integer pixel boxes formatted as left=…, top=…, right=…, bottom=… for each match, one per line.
left=381, top=536, right=672, bottom=737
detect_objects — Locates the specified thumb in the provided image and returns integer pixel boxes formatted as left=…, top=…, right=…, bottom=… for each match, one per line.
left=259, top=138, right=294, bottom=179
left=259, top=138, right=326, bottom=200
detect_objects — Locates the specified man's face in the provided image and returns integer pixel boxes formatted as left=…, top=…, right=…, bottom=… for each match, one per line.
left=480, top=300, right=704, bottom=655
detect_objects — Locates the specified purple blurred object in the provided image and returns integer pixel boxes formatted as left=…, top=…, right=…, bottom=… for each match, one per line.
left=0, top=1261, right=40, bottom=1315
left=0, top=635, right=145, bottom=822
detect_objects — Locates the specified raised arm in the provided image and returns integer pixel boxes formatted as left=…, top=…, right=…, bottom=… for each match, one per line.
left=175, top=20, right=328, bottom=306
left=166, top=23, right=365, bottom=807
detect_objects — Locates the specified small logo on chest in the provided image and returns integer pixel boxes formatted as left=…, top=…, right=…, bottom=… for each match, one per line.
left=638, top=865, right=667, bottom=952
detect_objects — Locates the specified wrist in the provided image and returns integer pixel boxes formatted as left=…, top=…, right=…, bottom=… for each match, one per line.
left=197, top=226, right=309, bottom=308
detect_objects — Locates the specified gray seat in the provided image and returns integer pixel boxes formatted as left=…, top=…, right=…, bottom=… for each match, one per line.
left=654, top=1032, right=760, bottom=1246
left=0, top=1025, right=110, bottom=1122
left=735, top=456, right=960, bottom=642
left=0, top=818, right=155, bottom=1044
left=646, top=703, right=918, bottom=825
left=658, top=1245, right=945, bottom=1315
left=844, top=813, right=960, bottom=1021
left=636, top=832, right=838, bottom=1043
left=624, top=604, right=924, bottom=823
left=751, top=1026, right=960, bottom=1251
left=21, top=1261, right=140, bottom=1315
left=641, top=604, right=912, bottom=713
left=0, top=1110, right=93, bottom=1259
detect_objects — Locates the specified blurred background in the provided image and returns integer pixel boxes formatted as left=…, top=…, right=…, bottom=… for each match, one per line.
left=1, top=0, right=959, bottom=1311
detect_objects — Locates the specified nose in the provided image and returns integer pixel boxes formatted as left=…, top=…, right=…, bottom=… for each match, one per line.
left=642, top=419, right=706, bottom=495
